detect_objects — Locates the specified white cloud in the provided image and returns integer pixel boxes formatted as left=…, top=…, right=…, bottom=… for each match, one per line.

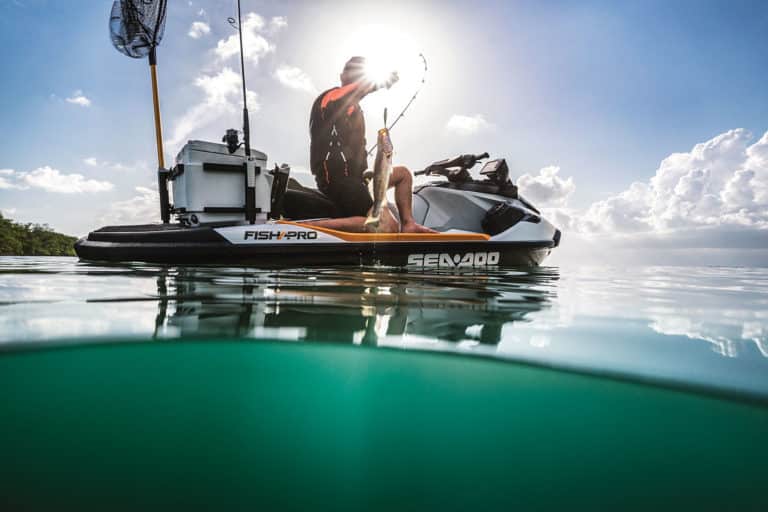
left=445, top=114, right=493, bottom=136
left=167, top=10, right=281, bottom=153
left=487, top=128, right=768, bottom=257
left=269, top=16, right=288, bottom=33
left=21, top=166, right=113, bottom=193
left=196, top=67, right=243, bottom=103
left=582, top=129, right=768, bottom=234
left=0, top=169, right=23, bottom=190
left=545, top=208, right=578, bottom=234
left=197, top=8, right=206, bottom=17
left=517, top=166, right=575, bottom=208
left=101, top=186, right=159, bottom=225
left=188, top=21, right=210, bottom=39
left=166, top=67, right=259, bottom=152
left=65, top=90, right=91, bottom=107
left=581, top=182, right=654, bottom=233
left=214, top=12, right=274, bottom=65
left=81, top=158, right=149, bottom=174
left=1, top=207, right=17, bottom=217
left=274, top=65, right=317, bottom=93
left=0, top=166, right=113, bottom=193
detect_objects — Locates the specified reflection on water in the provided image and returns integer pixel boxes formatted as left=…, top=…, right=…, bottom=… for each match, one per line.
left=150, top=266, right=556, bottom=345
left=1, top=257, right=767, bottom=399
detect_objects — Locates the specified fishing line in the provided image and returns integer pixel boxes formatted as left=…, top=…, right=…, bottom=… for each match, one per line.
left=366, top=53, right=428, bottom=156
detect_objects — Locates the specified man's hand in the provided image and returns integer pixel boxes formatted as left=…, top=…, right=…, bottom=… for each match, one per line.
left=384, top=71, right=399, bottom=89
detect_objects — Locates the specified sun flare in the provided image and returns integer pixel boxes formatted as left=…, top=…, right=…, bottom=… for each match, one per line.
left=339, top=24, right=426, bottom=111
left=341, top=24, right=418, bottom=76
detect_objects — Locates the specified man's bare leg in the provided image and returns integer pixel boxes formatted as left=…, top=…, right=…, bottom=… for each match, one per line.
left=301, top=209, right=399, bottom=233
left=302, top=166, right=430, bottom=234
left=303, top=217, right=367, bottom=232
left=390, top=166, right=437, bottom=233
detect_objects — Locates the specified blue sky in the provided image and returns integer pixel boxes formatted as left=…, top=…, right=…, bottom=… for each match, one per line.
left=0, top=0, right=766, bottom=263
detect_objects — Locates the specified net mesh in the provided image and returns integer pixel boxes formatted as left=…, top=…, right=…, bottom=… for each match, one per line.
left=109, top=0, right=168, bottom=59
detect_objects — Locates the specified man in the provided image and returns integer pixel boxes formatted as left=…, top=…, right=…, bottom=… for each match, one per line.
left=309, top=56, right=434, bottom=233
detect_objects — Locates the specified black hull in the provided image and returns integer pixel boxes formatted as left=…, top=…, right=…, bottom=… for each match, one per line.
left=74, top=224, right=556, bottom=267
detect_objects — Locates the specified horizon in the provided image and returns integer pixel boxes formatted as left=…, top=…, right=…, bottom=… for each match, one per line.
left=0, top=0, right=766, bottom=266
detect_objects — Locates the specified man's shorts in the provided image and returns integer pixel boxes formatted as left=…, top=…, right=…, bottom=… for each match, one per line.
left=317, top=175, right=374, bottom=218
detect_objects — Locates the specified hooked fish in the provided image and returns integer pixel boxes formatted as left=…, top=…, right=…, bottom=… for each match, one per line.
left=365, top=127, right=394, bottom=229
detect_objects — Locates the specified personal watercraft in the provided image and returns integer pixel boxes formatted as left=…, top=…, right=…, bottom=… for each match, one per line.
left=77, top=0, right=560, bottom=268
left=74, top=138, right=561, bottom=267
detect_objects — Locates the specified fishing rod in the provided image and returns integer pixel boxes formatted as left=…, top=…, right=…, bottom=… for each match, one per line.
left=226, top=0, right=259, bottom=224
left=367, top=52, right=428, bottom=156
left=227, top=0, right=251, bottom=158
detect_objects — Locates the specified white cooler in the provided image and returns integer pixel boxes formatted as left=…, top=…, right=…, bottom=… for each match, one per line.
left=171, top=140, right=270, bottom=225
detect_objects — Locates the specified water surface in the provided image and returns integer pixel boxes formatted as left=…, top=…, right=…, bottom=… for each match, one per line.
left=1, top=257, right=766, bottom=400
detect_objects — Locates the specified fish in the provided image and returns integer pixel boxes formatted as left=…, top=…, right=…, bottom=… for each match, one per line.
left=365, top=127, right=394, bottom=229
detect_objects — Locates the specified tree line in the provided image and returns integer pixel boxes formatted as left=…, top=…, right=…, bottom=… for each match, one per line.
left=0, top=213, right=76, bottom=256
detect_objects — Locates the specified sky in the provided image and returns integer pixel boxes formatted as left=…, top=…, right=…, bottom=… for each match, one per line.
left=0, top=0, right=766, bottom=265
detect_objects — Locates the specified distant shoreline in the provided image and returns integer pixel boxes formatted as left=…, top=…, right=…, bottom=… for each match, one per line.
left=0, top=213, right=76, bottom=256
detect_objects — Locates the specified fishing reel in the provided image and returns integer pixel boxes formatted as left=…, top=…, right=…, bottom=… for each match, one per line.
left=222, top=128, right=242, bottom=154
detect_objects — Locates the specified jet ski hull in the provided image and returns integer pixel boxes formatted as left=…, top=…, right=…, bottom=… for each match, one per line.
left=74, top=222, right=559, bottom=267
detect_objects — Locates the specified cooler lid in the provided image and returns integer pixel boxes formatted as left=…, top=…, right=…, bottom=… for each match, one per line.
left=178, top=140, right=268, bottom=162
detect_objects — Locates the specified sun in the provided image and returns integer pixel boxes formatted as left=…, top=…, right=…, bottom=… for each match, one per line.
left=340, top=24, right=424, bottom=89
left=363, top=58, right=397, bottom=88
left=336, top=23, right=429, bottom=128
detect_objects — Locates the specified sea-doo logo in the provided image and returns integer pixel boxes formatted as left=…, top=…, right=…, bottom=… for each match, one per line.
left=407, top=252, right=500, bottom=267
left=244, top=230, right=318, bottom=241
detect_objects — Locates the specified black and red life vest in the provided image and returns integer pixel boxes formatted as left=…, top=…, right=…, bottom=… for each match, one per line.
left=309, top=87, right=368, bottom=188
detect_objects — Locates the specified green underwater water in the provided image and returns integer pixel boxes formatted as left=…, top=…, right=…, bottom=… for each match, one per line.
left=1, top=257, right=767, bottom=509
left=1, top=341, right=767, bottom=510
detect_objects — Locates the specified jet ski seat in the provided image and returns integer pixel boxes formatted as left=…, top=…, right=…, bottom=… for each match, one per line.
left=281, top=178, right=341, bottom=220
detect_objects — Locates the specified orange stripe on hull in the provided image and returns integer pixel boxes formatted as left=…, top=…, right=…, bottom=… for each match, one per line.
left=278, top=221, right=490, bottom=243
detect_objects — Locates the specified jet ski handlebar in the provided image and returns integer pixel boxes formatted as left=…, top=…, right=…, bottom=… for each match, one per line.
left=415, top=152, right=489, bottom=176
